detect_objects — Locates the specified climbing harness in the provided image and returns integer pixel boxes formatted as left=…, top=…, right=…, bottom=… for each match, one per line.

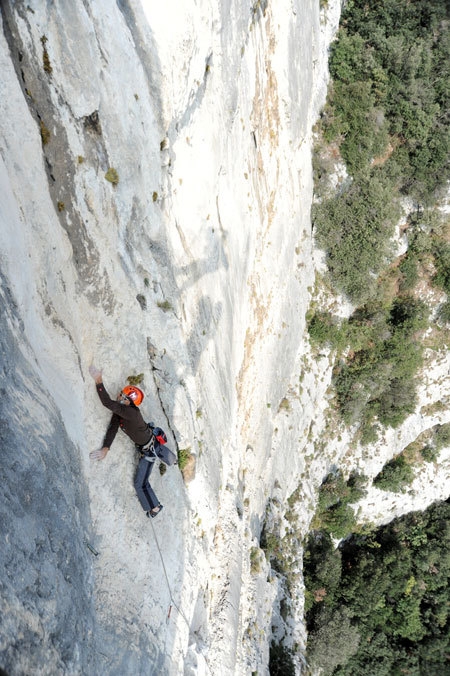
left=139, top=435, right=155, bottom=456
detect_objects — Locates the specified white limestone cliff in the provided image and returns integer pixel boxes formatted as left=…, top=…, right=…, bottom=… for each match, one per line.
left=1, top=2, right=448, bottom=675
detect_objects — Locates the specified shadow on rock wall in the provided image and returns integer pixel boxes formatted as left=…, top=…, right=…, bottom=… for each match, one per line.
left=0, top=273, right=99, bottom=675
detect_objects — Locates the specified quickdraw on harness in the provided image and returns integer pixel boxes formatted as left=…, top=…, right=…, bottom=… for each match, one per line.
left=137, top=435, right=156, bottom=462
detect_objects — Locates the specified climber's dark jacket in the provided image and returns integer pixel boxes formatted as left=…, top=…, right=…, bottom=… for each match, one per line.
left=96, top=383, right=152, bottom=448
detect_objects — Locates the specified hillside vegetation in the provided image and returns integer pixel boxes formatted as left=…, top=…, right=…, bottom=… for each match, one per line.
left=309, top=0, right=450, bottom=443
left=301, top=1, right=450, bottom=674
left=304, top=499, right=450, bottom=675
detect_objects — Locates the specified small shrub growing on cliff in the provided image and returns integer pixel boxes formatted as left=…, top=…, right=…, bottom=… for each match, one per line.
left=421, top=445, right=439, bottom=463
left=177, top=447, right=192, bottom=471
left=320, top=502, right=357, bottom=540
left=157, top=300, right=173, bottom=311
left=105, top=168, right=119, bottom=185
left=398, top=255, right=419, bottom=292
left=40, top=35, right=52, bottom=74
left=136, top=294, right=147, bottom=310
left=127, top=373, right=144, bottom=385
left=178, top=448, right=196, bottom=482
left=307, top=311, right=345, bottom=350
left=313, top=470, right=367, bottom=539
left=278, top=397, right=290, bottom=412
left=317, top=470, right=348, bottom=511
left=260, top=526, right=281, bottom=562
left=434, top=423, right=450, bottom=451
left=40, top=120, right=50, bottom=145
left=250, top=547, right=263, bottom=574
left=318, top=470, right=367, bottom=510
left=437, top=301, right=450, bottom=326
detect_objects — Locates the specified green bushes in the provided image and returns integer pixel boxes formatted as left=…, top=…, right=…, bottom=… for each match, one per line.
left=40, top=35, right=52, bottom=74
left=398, top=255, right=418, bottom=292
left=249, top=547, right=263, bottom=574
left=402, top=423, right=449, bottom=465
left=313, top=176, right=398, bottom=305
left=308, top=297, right=427, bottom=438
left=421, top=234, right=450, bottom=326
left=307, top=606, right=361, bottom=675
left=373, top=453, right=414, bottom=492
left=323, top=81, right=389, bottom=176
left=435, top=423, right=450, bottom=451
left=377, top=421, right=450, bottom=485
left=421, top=444, right=439, bottom=463
left=326, top=0, right=450, bottom=201
left=313, top=470, right=368, bottom=538
left=304, top=500, right=450, bottom=675
left=437, top=301, right=450, bottom=325
left=305, top=2, right=450, bottom=671
left=127, top=373, right=144, bottom=385
left=332, top=297, right=427, bottom=433
left=310, top=0, right=450, bottom=440
left=433, top=242, right=450, bottom=294
left=320, top=503, right=357, bottom=540
left=177, top=447, right=192, bottom=471
left=307, top=311, right=343, bottom=350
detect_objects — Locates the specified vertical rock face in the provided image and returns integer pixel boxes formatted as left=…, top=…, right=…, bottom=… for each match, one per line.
left=0, top=274, right=99, bottom=676
left=4, top=1, right=450, bottom=674
left=0, top=1, right=345, bottom=674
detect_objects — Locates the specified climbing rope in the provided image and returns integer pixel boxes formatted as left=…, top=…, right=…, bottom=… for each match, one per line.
left=149, top=518, right=213, bottom=676
left=149, top=518, right=190, bottom=627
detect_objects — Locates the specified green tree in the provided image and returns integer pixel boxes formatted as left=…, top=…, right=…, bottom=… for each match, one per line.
left=313, top=176, right=398, bottom=304
left=307, top=606, right=360, bottom=675
left=269, top=642, right=295, bottom=676
left=373, top=454, right=414, bottom=492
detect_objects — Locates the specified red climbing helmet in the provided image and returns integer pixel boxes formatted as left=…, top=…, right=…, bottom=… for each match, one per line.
left=122, top=385, right=144, bottom=406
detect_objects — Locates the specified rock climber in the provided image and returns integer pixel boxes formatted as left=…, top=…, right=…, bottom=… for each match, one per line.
left=88, top=364, right=164, bottom=518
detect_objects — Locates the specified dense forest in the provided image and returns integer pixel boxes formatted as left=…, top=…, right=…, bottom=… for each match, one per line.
left=323, top=0, right=450, bottom=202
left=304, top=500, right=450, bottom=675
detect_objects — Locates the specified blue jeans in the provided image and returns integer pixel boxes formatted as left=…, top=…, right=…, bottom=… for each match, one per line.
left=134, top=456, right=160, bottom=511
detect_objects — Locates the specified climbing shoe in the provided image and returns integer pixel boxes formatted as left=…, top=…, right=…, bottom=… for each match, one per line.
left=146, top=504, right=163, bottom=518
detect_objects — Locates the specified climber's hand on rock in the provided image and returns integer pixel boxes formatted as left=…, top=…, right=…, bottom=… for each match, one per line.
left=90, top=447, right=109, bottom=461
left=89, top=365, right=102, bottom=383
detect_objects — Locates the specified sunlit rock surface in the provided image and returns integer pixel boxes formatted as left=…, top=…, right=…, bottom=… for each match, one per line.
left=1, top=2, right=448, bottom=675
